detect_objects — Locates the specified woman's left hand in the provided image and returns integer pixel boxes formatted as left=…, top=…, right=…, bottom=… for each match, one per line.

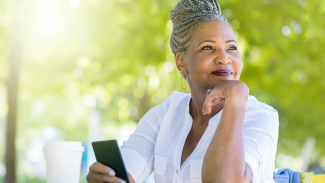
left=202, top=80, right=249, bottom=115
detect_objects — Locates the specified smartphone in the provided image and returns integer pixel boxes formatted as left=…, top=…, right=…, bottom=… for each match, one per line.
left=92, top=140, right=130, bottom=183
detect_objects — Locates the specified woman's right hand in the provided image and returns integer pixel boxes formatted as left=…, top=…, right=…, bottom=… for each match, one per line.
left=86, top=162, right=127, bottom=183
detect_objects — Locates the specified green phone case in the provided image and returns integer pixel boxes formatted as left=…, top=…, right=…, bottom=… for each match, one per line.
left=92, top=140, right=130, bottom=183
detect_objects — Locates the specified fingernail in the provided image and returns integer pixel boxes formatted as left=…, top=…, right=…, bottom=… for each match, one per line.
left=108, top=170, right=115, bottom=176
left=118, top=180, right=126, bottom=183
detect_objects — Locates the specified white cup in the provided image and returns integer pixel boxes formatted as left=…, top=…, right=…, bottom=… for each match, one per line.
left=43, top=141, right=84, bottom=183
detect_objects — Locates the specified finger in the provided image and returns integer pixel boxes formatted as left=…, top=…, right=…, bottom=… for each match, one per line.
left=202, top=96, right=208, bottom=115
left=90, top=162, right=115, bottom=176
left=203, top=92, right=215, bottom=115
left=203, top=92, right=223, bottom=115
left=86, top=172, right=101, bottom=183
left=211, top=97, right=224, bottom=106
left=91, top=173, right=126, bottom=183
left=206, top=97, right=222, bottom=114
left=244, top=162, right=253, bottom=181
left=86, top=173, right=100, bottom=183
left=202, top=93, right=210, bottom=115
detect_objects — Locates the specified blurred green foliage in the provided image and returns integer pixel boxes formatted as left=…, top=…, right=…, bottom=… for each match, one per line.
left=0, top=0, right=325, bottom=181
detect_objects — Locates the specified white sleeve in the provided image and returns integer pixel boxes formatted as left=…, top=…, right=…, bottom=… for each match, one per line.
left=120, top=96, right=172, bottom=183
left=243, top=106, right=279, bottom=183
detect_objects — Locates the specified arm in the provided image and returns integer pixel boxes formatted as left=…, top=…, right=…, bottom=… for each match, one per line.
left=202, top=81, right=253, bottom=183
left=120, top=95, right=172, bottom=183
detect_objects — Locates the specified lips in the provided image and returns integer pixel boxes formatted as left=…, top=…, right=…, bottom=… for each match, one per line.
left=211, top=69, right=233, bottom=76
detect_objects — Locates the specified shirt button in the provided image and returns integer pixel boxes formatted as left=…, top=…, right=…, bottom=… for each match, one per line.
left=176, top=170, right=179, bottom=174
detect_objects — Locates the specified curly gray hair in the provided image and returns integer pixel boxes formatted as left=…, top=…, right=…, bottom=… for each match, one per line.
left=169, top=0, right=228, bottom=57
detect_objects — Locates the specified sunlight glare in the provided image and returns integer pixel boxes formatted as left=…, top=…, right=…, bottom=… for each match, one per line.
left=69, top=0, right=80, bottom=9
left=39, top=12, right=59, bottom=30
left=30, top=1, right=66, bottom=39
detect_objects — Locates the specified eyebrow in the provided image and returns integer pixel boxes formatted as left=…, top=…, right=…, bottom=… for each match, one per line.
left=197, top=39, right=237, bottom=48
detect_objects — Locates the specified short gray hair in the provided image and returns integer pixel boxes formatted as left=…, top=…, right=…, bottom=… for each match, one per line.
left=169, top=0, right=228, bottom=57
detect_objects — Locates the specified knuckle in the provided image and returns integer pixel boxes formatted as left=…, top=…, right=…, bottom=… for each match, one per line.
left=86, top=174, right=92, bottom=181
left=99, top=174, right=107, bottom=181
left=91, top=163, right=97, bottom=171
left=113, top=177, right=121, bottom=182
left=237, top=81, right=246, bottom=88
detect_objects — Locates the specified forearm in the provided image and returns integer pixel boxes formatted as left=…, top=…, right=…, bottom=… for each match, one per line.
left=202, top=97, right=249, bottom=183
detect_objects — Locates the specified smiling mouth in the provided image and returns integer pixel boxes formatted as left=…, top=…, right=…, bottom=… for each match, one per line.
left=211, top=69, right=233, bottom=76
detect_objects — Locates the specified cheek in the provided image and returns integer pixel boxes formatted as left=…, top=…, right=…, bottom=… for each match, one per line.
left=185, top=55, right=213, bottom=82
left=193, top=57, right=214, bottom=78
left=187, top=55, right=210, bottom=72
left=233, top=56, right=243, bottom=79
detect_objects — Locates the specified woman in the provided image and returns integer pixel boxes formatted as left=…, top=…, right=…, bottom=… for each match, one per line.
left=87, top=0, right=279, bottom=183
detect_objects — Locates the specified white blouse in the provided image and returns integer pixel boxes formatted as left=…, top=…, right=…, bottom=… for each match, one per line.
left=120, top=91, right=279, bottom=183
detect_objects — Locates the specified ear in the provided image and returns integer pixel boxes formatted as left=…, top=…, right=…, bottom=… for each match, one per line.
left=175, top=52, right=188, bottom=76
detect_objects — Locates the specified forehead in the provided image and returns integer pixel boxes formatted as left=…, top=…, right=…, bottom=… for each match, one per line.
left=191, top=19, right=235, bottom=43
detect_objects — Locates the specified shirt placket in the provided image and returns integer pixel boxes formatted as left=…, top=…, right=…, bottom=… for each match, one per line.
left=172, top=97, right=192, bottom=183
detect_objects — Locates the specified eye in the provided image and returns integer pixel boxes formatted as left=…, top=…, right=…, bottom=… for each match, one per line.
left=228, top=46, right=237, bottom=51
left=201, top=45, right=214, bottom=50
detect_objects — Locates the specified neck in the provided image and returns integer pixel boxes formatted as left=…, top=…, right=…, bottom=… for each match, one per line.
left=189, top=86, right=224, bottom=125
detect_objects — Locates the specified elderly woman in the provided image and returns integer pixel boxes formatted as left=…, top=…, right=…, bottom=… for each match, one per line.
left=87, top=0, right=278, bottom=183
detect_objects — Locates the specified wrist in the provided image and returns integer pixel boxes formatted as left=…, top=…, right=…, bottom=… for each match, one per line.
left=225, top=96, right=248, bottom=109
left=224, top=83, right=249, bottom=106
left=225, top=83, right=249, bottom=99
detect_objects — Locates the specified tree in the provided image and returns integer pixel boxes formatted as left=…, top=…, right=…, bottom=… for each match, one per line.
left=4, top=17, right=23, bottom=183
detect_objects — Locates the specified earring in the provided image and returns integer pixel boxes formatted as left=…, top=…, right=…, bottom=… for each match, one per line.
left=181, top=75, right=187, bottom=90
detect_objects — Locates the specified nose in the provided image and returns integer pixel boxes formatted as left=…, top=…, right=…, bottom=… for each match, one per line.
left=214, top=48, right=231, bottom=65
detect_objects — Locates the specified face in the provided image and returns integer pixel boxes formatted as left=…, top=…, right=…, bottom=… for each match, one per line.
left=176, top=19, right=243, bottom=90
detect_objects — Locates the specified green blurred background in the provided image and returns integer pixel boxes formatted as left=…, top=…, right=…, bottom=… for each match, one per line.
left=1, top=0, right=325, bottom=182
